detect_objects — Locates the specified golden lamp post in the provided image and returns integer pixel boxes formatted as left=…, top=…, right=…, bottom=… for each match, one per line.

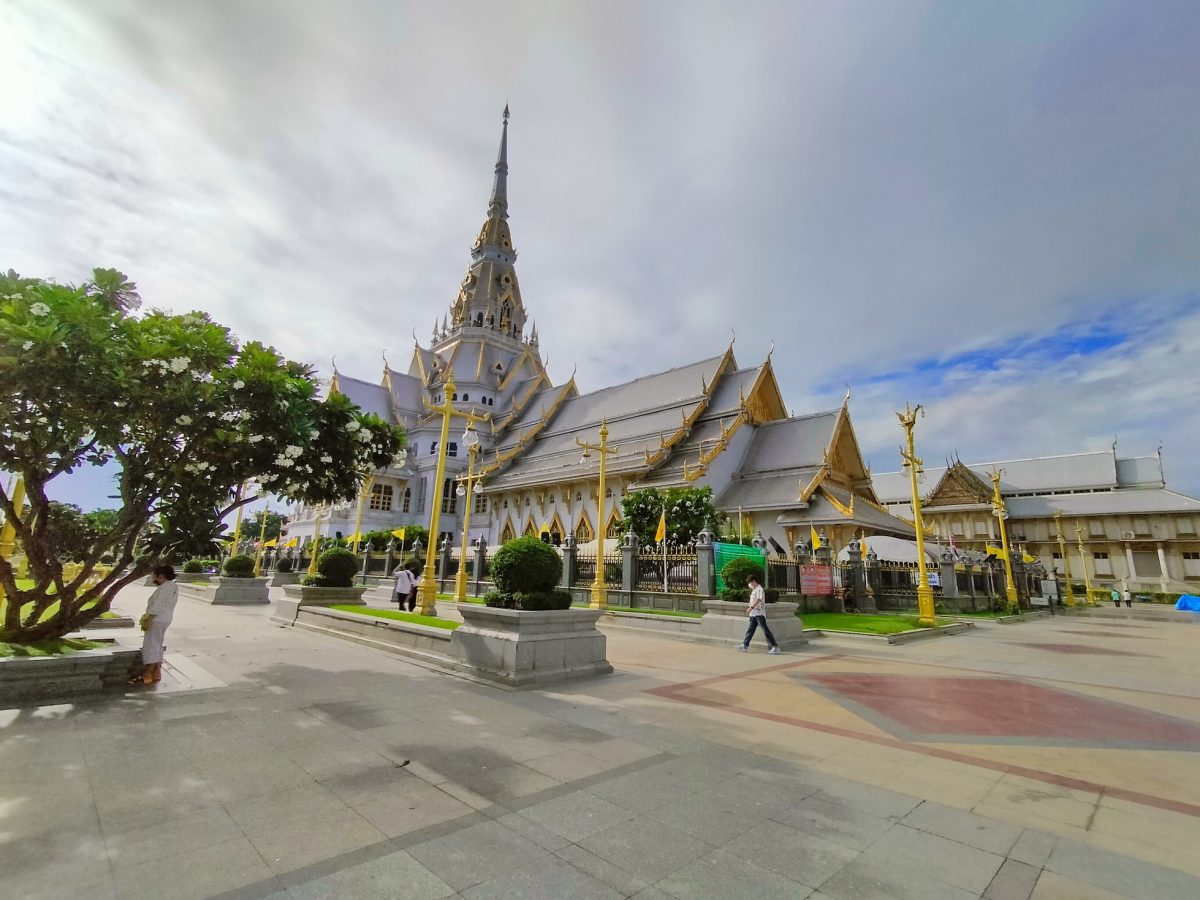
left=306, top=506, right=326, bottom=577
left=0, top=475, right=26, bottom=606
left=988, top=470, right=1020, bottom=613
left=416, top=378, right=490, bottom=616
left=453, top=426, right=483, bottom=603
left=230, top=480, right=248, bottom=555
left=896, top=404, right=936, bottom=627
left=576, top=419, right=617, bottom=610
left=1053, top=511, right=1076, bottom=607
left=1074, top=520, right=1095, bottom=605
left=253, top=502, right=270, bottom=577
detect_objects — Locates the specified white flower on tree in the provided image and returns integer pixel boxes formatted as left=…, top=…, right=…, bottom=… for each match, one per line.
left=28, top=301, right=50, bottom=316
left=176, top=415, right=193, bottom=426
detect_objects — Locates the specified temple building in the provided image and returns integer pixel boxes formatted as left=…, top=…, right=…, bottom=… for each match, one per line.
left=872, top=449, right=1200, bottom=593
left=285, top=109, right=915, bottom=553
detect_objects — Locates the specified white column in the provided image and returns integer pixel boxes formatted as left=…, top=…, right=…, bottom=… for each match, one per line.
left=1157, top=543, right=1170, bottom=590
left=1125, top=543, right=1136, bottom=585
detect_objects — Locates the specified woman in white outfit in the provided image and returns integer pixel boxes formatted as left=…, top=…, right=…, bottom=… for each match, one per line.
left=131, top=564, right=178, bottom=685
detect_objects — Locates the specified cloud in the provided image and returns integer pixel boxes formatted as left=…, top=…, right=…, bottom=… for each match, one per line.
left=4, top=0, right=1199, bottom=504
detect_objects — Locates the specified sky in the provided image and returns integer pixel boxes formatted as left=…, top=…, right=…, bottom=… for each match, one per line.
left=3, top=0, right=1199, bottom=511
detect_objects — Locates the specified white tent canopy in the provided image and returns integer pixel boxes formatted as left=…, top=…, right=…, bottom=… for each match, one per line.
left=836, top=535, right=942, bottom=565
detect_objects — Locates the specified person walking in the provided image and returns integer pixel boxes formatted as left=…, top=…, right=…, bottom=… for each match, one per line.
left=739, top=575, right=780, bottom=654
left=1123, top=586, right=1133, bottom=608
left=1111, top=587, right=1121, bottom=607
left=405, top=562, right=422, bottom=612
left=130, top=564, right=178, bottom=685
left=393, top=563, right=414, bottom=609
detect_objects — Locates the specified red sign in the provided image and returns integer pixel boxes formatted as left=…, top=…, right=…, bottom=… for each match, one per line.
left=800, top=564, right=833, bottom=595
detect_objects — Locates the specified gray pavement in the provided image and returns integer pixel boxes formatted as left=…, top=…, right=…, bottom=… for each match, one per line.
left=2, top=584, right=1198, bottom=899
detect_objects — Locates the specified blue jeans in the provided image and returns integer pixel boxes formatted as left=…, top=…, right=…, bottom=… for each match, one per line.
left=743, top=615, right=777, bottom=649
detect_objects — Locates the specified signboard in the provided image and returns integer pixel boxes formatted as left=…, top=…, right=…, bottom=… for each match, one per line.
left=800, top=564, right=834, bottom=595
left=927, top=571, right=941, bottom=588
left=714, top=543, right=767, bottom=591
left=1030, top=596, right=1050, bottom=607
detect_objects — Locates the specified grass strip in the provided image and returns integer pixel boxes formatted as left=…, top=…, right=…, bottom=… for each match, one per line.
left=329, top=605, right=460, bottom=630
left=592, top=605, right=702, bottom=618
left=800, top=612, right=955, bottom=634
left=0, top=637, right=107, bottom=658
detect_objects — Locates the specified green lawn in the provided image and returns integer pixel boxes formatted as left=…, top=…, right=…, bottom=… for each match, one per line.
left=801, top=612, right=954, bottom=634
left=596, top=605, right=702, bottom=618
left=330, top=605, right=460, bottom=630
left=0, top=637, right=106, bottom=658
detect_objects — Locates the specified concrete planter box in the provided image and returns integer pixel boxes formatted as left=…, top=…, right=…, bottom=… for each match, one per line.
left=178, top=572, right=214, bottom=584
left=290, top=606, right=453, bottom=661
left=451, top=604, right=613, bottom=688
left=82, top=616, right=137, bottom=630
left=698, top=599, right=809, bottom=650
left=273, top=584, right=368, bottom=625
left=269, top=571, right=301, bottom=588
left=0, top=641, right=142, bottom=705
left=179, top=577, right=270, bottom=605
left=820, top=621, right=975, bottom=644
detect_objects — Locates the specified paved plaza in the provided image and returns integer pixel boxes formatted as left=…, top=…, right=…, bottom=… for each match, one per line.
left=3, top=588, right=1200, bottom=900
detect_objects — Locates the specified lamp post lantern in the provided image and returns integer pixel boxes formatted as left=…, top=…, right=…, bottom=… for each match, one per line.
left=416, top=378, right=490, bottom=616
left=1073, top=521, right=1094, bottom=605
left=988, top=470, right=1020, bottom=613
left=896, top=403, right=936, bottom=627
left=453, top=425, right=483, bottom=603
left=1053, top=511, right=1076, bottom=606
left=576, top=419, right=617, bottom=610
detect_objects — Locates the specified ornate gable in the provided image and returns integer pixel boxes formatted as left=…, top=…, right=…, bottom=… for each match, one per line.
left=925, top=461, right=991, bottom=507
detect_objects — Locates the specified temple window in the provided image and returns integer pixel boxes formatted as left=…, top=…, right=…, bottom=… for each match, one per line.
left=368, top=484, right=393, bottom=511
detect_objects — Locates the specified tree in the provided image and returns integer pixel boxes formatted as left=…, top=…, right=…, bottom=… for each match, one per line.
left=249, top=509, right=285, bottom=544
left=83, top=508, right=121, bottom=535
left=0, top=268, right=406, bottom=642
left=620, top=487, right=718, bottom=547
left=45, top=502, right=95, bottom=562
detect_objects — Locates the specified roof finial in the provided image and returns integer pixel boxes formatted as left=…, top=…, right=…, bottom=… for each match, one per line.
left=843, top=384, right=851, bottom=406
left=331, top=356, right=338, bottom=374
left=382, top=349, right=390, bottom=370
left=489, top=105, right=510, bottom=219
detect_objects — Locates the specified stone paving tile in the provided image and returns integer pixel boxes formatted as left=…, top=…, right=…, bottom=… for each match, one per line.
left=224, top=781, right=353, bottom=833
left=351, top=781, right=476, bottom=838
left=720, top=819, right=859, bottom=889
left=461, top=857, right=625, bottom=899
left=653, top=847, right=814, bottom=899
left=522, top=747, right=623, bottom=782
left=406, top=818, right=552, bottom=892
left=577, top=816, right=713, bottom=884
left=104, top=805, right=241, bottom=870
left=282, top=848, right=455, bottom=900
left=1044, top=835, right=1200, bottom=900
left=494, top=811, right=574, bottom=851
left=0, top=825, right=111, bottom=891
left=984, top=858, right=1042, bottom=900
left=902, top=799, right=1024, bottom=855
left=770, top=794, right=895, bottom=851
left=699, top=772, right=817, bottom=817
left=586, top=768, right=698, bottom=813
left=1029, top=870, right=1135, bottom=899
left=864, top=823, right=1005, bottom=895
left=644, top=791, right=764, bottom=845
left=110, top=836, right=277, bottom=900
left=814, top=777, right=923, bottom=820
left=1007, top=828, right=1058, bottom=868
left=4, top=870, right=120, bottom=900
left=322, top=763, right=423, bottom=807
left=515, top=789, right=638, bottom=843
left=554, top=843, right=651, bottom=897
left=638, top=756, right=741, bottom=793
left=242, top=805, right=388, bottom=875
left=579, top=736, right=662, bottom=766
left=817, top=851, right=981, bottom=900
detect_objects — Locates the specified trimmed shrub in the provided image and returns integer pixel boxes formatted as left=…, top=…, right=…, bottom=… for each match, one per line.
left=719, top=586, right=749, bottom=602
left=483, top=589, right=515, bottom=609
left=316, top=548, right=358, bottom=588
left=514, top=590, right=573, bottom=611
left=275, top=557, right=294, bottom=573
left=223, top=554, right=255, bottom=578
left=721, top=556, right=765, bottom=590
left=490, top=536, right=562, bottom=594
left=765, top=587, right=780, bottom=603
left=182, top=559, right=204, bottom=574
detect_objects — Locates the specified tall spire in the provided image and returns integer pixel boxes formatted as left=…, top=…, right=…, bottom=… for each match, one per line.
left=488, top=104, right=510, bottom=219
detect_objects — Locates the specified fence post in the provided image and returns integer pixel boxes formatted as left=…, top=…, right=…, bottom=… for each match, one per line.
left=561, top=533, right=576, bottom=589
left=383, top=540, right=396, bottom=577
left=439, top=538, right=452, bottom=592
left=696, top=527, right=715, bottom=597
left=473, top=535, right=487, bottom=597
left=940, top=552, right=959, bottom=602
left=847, top=539, right=871, bottom=612
left=621, top=529, right=639, bottom=595
left=360, top=548, right=371, bottom=586
left=752, top=531, right=766, bottom=551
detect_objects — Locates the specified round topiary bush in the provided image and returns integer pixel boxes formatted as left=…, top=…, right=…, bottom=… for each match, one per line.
left=182, top=559, right=204, bottom=573
left=275, top=557, right=294, bottom=573
left=490, top=536, right=562, bottom=594
left=721, top=555, right=765, bottom=591
left=223, top=554, right=255, bottom=578
left=316, top=547, right=358, bottom=588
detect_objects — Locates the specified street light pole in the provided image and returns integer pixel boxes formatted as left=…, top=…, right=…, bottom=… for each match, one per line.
left=350, top=475, right=374, bottom=556
left=253, top=501, right=270, bottom=577
left=454, top=427, right=482, bottom=603
left=896, top=403, right=936, bottom=627
left=1074, top=521, right=1094, bottom=606
left=307, top=506, right=325, bottom=577
left=416, top=378, right=490, bottom=616
left=1054, top=511, right=1075, bottom=606
left=989, top=470, right=1020, bottom=613
left=577, top=419, right=617, bottom=610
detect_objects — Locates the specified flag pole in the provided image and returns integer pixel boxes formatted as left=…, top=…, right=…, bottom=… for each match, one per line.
left=662, top=501, right=669, bottom=592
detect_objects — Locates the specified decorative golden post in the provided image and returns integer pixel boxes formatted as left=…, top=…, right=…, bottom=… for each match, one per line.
left=576, top=419, right=617, bottom=610
left=896, top=404, right=936, bottom=626
left=253, top=502, right=270, bottom=577
left=416, top=378, right=490, bottom=616
left=453, top=425, right=483, bottom=603
left=0, top=475, right=26, bottom=606
left=307, top=506, right=325, bottom=577
left=988, top=470, right=1020, bottom=613
left=1053, top=511, right=1075, bottom=606
left=350, top=475, right=374, bottom=555
left=1074, top=521, right=1094, bottom=605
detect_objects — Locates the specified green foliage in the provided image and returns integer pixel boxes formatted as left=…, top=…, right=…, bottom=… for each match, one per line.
left=397, top=525, right=429, bottom=550
left=182, top=559, right=205, bottom=573
left=721, top=556, right=765, bottom=590
left=330, top=605, right=459, bottom=630
left=489, top=536, right=561, bottom=594
left=483, top=589, right=513, bottom=609
left=274, top=557, right=294, bottom=573
left=317, top=547, right=358, bottom=588
left=44, top=502, right=95, bottom=562
left=720, top=587, right=750, bottom=602
left=620, top=486, right=717, bottom=546
left=765, top=588, right=780, bottom=603
left=361, top=529, right=395, bottom=551
left=512, top=590, right=574, bottom=611
left=222, top=555, right=255, bottom=578
left=0, top=267, right=405, bottom=641
left=250, top=510, right=285, bottom=543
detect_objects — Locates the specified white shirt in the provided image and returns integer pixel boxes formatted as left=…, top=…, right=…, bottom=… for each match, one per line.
left=394, top=569, right=414, bottom=593
left=145, top=581, right=179, bottom=624
left=748, top=584, right=766, bottom=616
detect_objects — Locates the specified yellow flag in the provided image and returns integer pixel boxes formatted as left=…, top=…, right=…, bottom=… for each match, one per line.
left=655, top=509, right=667, bottom=543
left=284, top=536, right=299, bottom=548
left=262, top=538, right=277, bottom=548
left=860, top=536, right=868, bottom=557
left=810, top=526, right=822, bottom=550
left=391, top=527, right=406, bottom=539
left=985, top=544, right=1007, bottom=559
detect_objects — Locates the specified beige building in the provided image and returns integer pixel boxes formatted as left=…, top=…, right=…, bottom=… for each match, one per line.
left=872, top=450, right=1200, bottom=594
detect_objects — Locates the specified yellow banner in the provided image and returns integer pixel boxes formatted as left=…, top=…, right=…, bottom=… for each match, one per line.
left=391, top=528, right=406, bottom=539
left=810, top=526, right=822, bottom=550
left=655, top=510, right=667, bottom=543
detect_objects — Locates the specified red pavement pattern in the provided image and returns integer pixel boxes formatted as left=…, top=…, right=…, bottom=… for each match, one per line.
left=1007, top=642, right=1151, bottom=657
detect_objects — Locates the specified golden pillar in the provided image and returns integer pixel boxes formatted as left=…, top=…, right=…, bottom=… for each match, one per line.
left=230, top=480, right=246, bottom=555
left=988, top=471, right=1020, bottom=613
left=253, top=502, right=270, bottom=577
left=1053, top=511, right=1075, bottom=606
left=453, top=426, right=483, bottom=603
left=896, top=404, right=936, bottom=626
left=307, top=506, right=325, bottom=577
left=350, top=475, right=374, bottom=556
left=416, top=378, right=490, bottom=616
left=577, top=420, right=616, bottom=610
left=1074, top=521, right=1094, bottom=605
left=0, top=475, right=26, bottom=605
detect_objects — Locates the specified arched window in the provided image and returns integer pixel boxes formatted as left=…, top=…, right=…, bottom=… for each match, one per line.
left=523, top=518, right=536, bottom=537
left=475, top=313, right=483, bottom=326
left=447, top=442, right=458, bottom=458
left=441, top=478, right=457, bottom=514
left=401, top=487, right=412, bottom=513
left=501, top=521, right=515, bottom=543
left=606, top=512, right=622, bottom=540
left=462, top=394, right=469, bottom=402
left=369, top=483, right=393, bottom=511
left=452, top=393, right=458, bottom=401
left=575, top=517, right=593, bottom=542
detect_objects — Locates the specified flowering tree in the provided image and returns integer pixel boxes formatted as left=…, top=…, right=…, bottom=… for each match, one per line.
left=0, top=269, right=405, bottom=642
left=620, top=486, right=718, bottom=547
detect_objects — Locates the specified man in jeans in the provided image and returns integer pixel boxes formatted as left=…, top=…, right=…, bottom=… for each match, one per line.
left=739, top=575, right=780, bottom=654
left=394, top=564, right=414, bottom=609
